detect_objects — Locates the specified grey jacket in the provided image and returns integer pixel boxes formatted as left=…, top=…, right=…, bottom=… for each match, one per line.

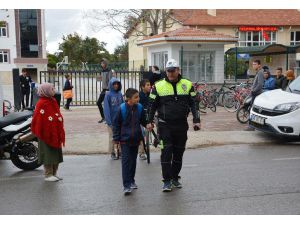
left=251, top=68, right=264, bottom=96
left=101, top=68, right=112, bottom=90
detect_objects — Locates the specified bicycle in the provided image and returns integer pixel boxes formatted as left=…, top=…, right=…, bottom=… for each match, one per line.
left=223, top=83, right=252, bottom=113
left=210, top=80, right=236, bottom=106
left=193, top=82, right=217, bottom=112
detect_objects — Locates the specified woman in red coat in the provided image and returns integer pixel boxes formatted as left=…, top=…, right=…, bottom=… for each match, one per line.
left=31, top=83, right=65, bottom=182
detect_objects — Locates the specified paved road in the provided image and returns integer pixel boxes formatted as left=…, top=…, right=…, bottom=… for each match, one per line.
left=0, top=144, right=300, bottom=215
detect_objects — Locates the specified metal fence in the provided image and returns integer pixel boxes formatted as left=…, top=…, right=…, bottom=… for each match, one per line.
left=40, top=70, right=142, bottom=106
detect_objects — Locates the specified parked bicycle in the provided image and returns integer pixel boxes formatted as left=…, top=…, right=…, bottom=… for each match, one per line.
left=193, top=82, right=217, bottom=112
left=223, top=82, right=252, bottom=113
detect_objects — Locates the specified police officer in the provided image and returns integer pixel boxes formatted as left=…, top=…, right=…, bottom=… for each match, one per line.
left=147, top=59, right=201, bottom=192
left=19, top=68, right=32, bottom=110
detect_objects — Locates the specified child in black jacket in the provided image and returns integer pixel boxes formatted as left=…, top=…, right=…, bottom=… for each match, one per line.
left=113, top=88, right=147, bottom=195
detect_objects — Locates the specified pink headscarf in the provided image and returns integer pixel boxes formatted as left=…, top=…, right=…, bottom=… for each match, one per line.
left=38, top=83, right=54, bottom=98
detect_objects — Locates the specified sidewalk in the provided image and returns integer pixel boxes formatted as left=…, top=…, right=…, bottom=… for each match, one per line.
left=61, top=106, right=275, bottom=155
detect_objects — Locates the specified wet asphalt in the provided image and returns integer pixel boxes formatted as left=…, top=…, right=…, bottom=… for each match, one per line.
left=0, top=144, right=300, bottom=215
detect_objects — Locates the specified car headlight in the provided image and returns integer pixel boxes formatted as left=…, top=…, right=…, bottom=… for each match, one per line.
left=274, top=102, right=300, bottom=112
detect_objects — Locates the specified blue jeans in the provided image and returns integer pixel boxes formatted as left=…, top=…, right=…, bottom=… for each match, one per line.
left=121, top=144, right=139, bottom=188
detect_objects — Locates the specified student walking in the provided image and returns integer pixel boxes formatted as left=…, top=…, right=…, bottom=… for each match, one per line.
left=138, top=79, right=151, bottom=160
left=104, top=78, right=124, bottom=160
left=63, top=74, right=73, bottom=110
left=112, top=88, right=147, bottom=195
left=97, top=60, right=112, bottom=123
left=31, top=83, right=65, bottom=182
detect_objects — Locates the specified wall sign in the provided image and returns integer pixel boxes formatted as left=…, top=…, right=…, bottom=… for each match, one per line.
left=239, top=26, right=278, bottom=32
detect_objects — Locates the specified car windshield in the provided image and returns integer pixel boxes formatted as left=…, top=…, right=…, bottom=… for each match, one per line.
left=287, top=76, right=300, bottom=94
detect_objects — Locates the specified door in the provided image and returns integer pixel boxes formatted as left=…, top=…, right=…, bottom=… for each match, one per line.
left=24, top=68, right=38, bottom=82
left=182, top=51, right=215, bottom=82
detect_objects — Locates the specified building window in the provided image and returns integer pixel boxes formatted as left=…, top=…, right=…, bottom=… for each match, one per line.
left=0, top=50, right=9, bottom=63
left=181, top=51, right=215, bottom=82
left=19, top=9, right=38, bottom=58
left=239, top=31, right=277, bottom=47
left=290, top=31, right=300, bottom=46
left=151, top=51, right=168, bottom=70
left=0, top=22, right=7, bottom=37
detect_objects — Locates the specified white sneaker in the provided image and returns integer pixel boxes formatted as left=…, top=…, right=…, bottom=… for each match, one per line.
left=45, top=176, right=59, bottom=182
left=55, top=175, right=63, bottom=181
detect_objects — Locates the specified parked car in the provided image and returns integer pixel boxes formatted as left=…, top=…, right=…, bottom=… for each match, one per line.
left=249, top=76, right=300, bottom=139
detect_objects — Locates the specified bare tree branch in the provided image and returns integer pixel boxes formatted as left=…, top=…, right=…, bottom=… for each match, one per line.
left=83, top=9, right=181, bottom=39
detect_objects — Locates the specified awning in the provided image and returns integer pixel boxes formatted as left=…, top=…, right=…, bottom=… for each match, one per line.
left=225, top=44, right=300, bottom=56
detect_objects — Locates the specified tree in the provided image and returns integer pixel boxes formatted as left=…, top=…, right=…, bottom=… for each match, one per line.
left=58, top=33, right=111, bottom=67
left=225, top=54, right=248, bottom=79
left=47, top=53, right=59, bottom=69
left=112, top=42, right=128, bottom=62
left=84, top=9, right=181, bottom=38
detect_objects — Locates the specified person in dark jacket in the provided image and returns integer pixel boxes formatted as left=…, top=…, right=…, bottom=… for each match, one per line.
left=113, top=88, right=147, bottom=195
left=147, top=59, right=201, bottom=192
left=139, top=79, right=151, bottom=109
left=263, top=70, right=275, bottom=92
left=19, top=68, right=32, bottom=110
left=63, top=74, right=73, bottom=110
left=245, top=59, right=264, bottom=131
left=149, top=66, right=162, bottom=86
left=97, top=60, right=112, bottom=123
left=104, top=78, right=124, bottom=160
left=138, top=79, right=151, bottom=160
left=275, top=67, right=285, bottom=89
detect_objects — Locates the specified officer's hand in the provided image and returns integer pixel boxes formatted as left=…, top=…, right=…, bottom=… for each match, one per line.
left=193, top=123, right=201, bottom=131
left=146, top=123, right=154, bottom=131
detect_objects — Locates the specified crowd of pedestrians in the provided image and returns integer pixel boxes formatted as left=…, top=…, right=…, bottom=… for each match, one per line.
left=29, top=57, right=297, bottom=196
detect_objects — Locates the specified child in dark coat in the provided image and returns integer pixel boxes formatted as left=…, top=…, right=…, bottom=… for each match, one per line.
left=113, top=88, right=147, bottom=195
left=138, top=79, right=151, bottom=160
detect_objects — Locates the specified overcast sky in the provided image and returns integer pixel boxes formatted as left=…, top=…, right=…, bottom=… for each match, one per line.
left=45, top=9, right=123, bottom=54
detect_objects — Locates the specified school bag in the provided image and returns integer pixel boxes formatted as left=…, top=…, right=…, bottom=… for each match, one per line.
left=120, top=103, right=143, bottom=122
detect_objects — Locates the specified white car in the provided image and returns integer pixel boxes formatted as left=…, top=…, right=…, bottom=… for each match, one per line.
left=249, top=76, right=300, bottom=139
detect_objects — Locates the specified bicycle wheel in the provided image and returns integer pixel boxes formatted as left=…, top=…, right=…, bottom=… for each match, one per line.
left=208, top=104, right=216, bottom=112
left=236, top=106, right=249, bottom=124
left=145, top=130, right=150, bottom=164
left=220, top=91, right=232, bottom=106
left=224, top=95, right=240, bottom=113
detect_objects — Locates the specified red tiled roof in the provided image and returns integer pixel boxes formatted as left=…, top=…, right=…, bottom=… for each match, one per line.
left=138, top=27, right=237, bottom=45
left=172, top=9, right=300, bottom=26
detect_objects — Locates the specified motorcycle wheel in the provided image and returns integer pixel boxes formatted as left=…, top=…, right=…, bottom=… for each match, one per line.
left=236, top=106, right=250, bottom=124
left=10, top=141, right=41, bottom=170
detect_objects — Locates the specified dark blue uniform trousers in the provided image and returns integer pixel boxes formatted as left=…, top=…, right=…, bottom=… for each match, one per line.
left=121, top=144, right=139, bottom=188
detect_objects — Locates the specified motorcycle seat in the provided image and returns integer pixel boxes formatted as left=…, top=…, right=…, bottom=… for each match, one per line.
left=0, top=111, right=33, bottom=129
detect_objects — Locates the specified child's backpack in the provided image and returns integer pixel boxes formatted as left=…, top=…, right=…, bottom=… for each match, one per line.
left=120, top=103, right=143, bottom=122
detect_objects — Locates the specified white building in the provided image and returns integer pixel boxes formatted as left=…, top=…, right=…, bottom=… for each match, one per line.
left=0, top=9, right=48, bottom=84
left=138, top=27, right=237, bottom=83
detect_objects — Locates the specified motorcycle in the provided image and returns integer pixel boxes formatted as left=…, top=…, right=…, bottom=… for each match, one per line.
left=0, top=110, right=41, bottom=170
left=236, top=95, right=253, bottom=124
